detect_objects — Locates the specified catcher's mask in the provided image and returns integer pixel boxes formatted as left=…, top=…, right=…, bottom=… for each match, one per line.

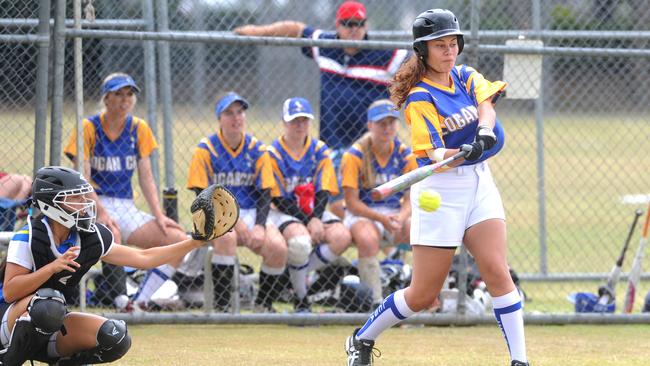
left=32, top=166, right=96, bottom=232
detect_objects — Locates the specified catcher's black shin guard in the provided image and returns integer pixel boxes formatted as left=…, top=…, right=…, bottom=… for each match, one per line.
left=55, top=319, right=131, bottom=365
left=212, top=264, right=234, bottom=311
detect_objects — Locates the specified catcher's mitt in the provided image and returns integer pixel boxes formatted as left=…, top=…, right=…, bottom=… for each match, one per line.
left=190, top=185, right=239, bottom=241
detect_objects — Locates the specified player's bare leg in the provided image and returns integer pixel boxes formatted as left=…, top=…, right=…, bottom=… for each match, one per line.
left=346, top=246, right=453, bottom=365
left=306, top=221, right=351, bottom=273
left=465, top=218, right=527, bottom=365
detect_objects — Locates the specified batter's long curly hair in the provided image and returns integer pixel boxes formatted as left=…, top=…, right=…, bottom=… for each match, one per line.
left=390, top=54, right=427, bottom=109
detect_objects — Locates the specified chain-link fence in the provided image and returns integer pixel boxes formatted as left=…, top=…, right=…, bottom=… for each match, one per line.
left=1, top=0, right=650, bottom=321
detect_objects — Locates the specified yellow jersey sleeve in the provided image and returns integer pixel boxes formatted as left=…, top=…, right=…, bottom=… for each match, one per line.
left=186, top=147, right=212, bottom=190
left=462, top=66, right=507, bottom=104
left=132, top=118, right=158, bottom=159
left=404, top=89, right=445, bottom=157
left=267, top=146, right=284, bottom=198
left=256, top=149, right=275, bottom=191
left=316, top=153, right=339, bottom=195
left=340, top=151, right=362, bottom=189
left=403, top=152, right=418, bottom=174
left=63, top=119, right=96, bottom=161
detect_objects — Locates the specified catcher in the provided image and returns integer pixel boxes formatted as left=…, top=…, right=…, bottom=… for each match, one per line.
left=0, top=166, right=238, bottom=365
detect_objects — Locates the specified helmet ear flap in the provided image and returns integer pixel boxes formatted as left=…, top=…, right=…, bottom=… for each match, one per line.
left=413, top=41, right=427, bottom=61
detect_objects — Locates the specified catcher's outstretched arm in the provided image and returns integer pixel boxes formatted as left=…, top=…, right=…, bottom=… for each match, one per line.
left=103, top=184, right=240, bottom=269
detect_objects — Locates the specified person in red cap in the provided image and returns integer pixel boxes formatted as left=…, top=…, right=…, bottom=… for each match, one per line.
left=234, top=1, right=409, bottom=219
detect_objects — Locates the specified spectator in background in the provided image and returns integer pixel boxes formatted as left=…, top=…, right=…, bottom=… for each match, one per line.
left=0, top=172, right=32, bottom=231
left=267, top=97, right=352, bottom=312
left=186, top=92, right=288, bottom=312
left=0, top=173, right=31, bottom=202
left=64, top=73, right=187, bottom=310
left=341, top=99, right=416, bottom=307
left=235, top=1, right=409, bottom=218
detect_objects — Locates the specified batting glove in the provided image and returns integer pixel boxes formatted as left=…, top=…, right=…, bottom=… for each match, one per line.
left=475, top=125, right=497, bottom=150
left=460, top=142, right=484, bottom=162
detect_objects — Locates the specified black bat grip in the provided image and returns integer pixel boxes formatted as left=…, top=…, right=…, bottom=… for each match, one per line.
left=616, top=209, right=643, bottom=266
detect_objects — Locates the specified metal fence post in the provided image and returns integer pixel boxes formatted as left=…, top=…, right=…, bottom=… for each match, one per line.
left=73, top=0, right=85, bottom=174
left=33, top=0, right=51, bottom=174
left=142, top=0, right=160, bottom=189
left=155, top=0, right=175, bottom=191
left=532, top=0, right=548, bottom=275
left=49, top=0, right=67, bottom=166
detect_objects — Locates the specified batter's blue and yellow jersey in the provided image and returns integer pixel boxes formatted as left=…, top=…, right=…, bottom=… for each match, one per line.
left=186, top=132, right=274, bottom=210
left=341, top=138, right=417, bottom=208
left=64, top=113, right=158, bottom=199
left=404, top=65, right=507, bottom=167
left=267, top=136, right=339, bottom=199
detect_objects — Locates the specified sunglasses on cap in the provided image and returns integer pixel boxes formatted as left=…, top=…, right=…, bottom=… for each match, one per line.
left=339, top=19, right=366, bottom=28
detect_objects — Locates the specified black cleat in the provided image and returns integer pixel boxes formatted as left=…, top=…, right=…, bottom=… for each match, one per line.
left=345, top=328, right=380, bottom=366
left=511, top=361, right=530, bottom=366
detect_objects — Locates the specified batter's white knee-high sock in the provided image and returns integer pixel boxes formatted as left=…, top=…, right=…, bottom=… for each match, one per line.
left=134, top=264, right=175, bottom=303
left=356, top=289, right=416, bottom=341
left=492, top=289, right=527, bottom=362
left=306, top=243, right=337, bottom=273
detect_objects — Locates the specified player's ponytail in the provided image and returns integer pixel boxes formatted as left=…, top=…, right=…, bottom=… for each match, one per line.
left=390, top=54, right=426, bottom=109
left=356, top=132, right=376, bottom=190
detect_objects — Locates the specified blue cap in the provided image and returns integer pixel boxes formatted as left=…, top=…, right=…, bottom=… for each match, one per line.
left=367, top=99, right=400, bottom=122
left=282, top=97, right=314, bottom=122
left=215, top=92, right=249, bottom=118
left=101, top=74, right=140, bottom=95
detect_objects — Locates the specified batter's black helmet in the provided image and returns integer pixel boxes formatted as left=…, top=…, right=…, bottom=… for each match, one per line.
left=32, top=166, right=96, bottom=232
left=412, top=9, right=464, bottom=59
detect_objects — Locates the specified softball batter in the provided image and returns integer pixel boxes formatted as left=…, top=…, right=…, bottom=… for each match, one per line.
left=345, top=9, right=529, bottom=366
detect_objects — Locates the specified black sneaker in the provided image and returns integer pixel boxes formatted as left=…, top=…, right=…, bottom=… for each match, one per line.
left=294, top=297, right=311, bottom=313
left=345, top=328, right=380, bottom=366
left=511, top=361, right=529, bottom=366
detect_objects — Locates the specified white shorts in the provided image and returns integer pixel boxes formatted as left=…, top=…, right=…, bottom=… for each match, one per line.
left=99, top=196, right=154, bottom=241
left=410, top=161, right=505, bottom=248
left=343, top=206, right=399, bottom=246
left=1, top=303, right=13, bottom=348
left=268, top=209, right=340, bottom=231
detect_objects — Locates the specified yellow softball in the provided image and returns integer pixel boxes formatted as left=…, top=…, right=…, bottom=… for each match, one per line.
left=418, top=190, right=441, bottom=212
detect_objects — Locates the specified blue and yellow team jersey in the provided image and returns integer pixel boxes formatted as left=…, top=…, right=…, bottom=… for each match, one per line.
left=267, top=136, right=339, bottom=199
left=64, top=113, right=158, bottom=199
left=301, top=27, right=409, bottom=149
left=404, top=65, right=507, bottom=167
left=186, top=132, right=274, bottom=210
left=341, top=138, right=417, bottom=208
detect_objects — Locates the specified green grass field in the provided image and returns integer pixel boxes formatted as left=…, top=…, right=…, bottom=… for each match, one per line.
left=59, top=323, right=649, bottom=365
left=2, top=105, right=650, bottom=313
